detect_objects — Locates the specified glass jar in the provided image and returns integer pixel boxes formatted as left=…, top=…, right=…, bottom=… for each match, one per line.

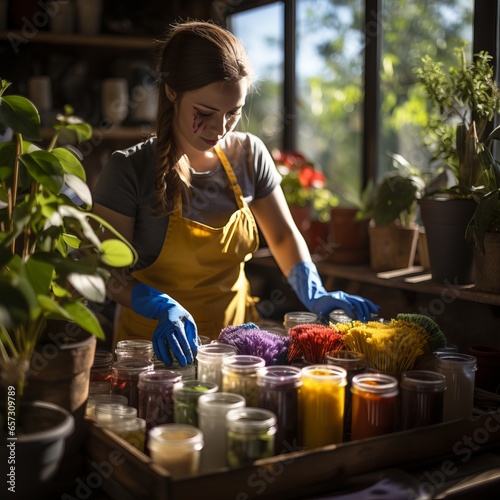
left=197, top=392, right=246, bottom=473
left=325, top=350, right=367, bottom=440
left=94, top=403, right=146, bottom=452
left=221, top=355, right=265, bottom=407
left=328, top=309, right=353, bottom=324
left=138, top=370, right=182, bottom=432
left=153, top=355, right=196, bottom=381
left=351, top=373, right=399, bottom=440
left=173, top=380, right=218, bottom=427
left=300, top=365, right=347, bottom=448
left=196, top=343, right=238, bottom=388
left=90, top=350, right=114, bottom=395
left=85, top=394, right=128, bottom=420
left=257, top=365, right=302, bottom=453
left=148, top=424, right=204, bottom=478
left=115, top=339, right=154, bottom=363
left=400, top=370, right=447, bottom=430
left=434, top=352, right=477, bottom=421
left=110, top=359, right=154, bottom=409
left=283, top=311, right=318, bottom=330
left=225, top=407, right=277, bottom=467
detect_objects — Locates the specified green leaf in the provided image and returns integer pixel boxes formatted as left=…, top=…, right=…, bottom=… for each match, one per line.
left=67, top=272, right=107, bottom=303
left=62, top=233, right=82, bottom=249
left=19, top=150, right=65, bottom=193
left=61, top=300, right=105, bottom=340
left=0, top=141, right=16, bottom=180
left=486, top=124, right=500, bottom=143
left=0, top=95, right=40, bottom=140
left=24, top=257, right=53, bottom=297
left=65, top=123, right=93, bottom=143
left=0, top=279, right=31, bottom=329
left=64, top=173, right=92, bottom=208
left=37, top=295, right=72, bottom=321
left=52, top=147, right=86, bottom=180
left=101, top=239, right=136, bottom=267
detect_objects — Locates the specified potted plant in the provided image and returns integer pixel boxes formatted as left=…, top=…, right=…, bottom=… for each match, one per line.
left=327, top=180, right=374, bottom=265
left=467, top=165, right=500, bottom=292
left=357, top=154, right=425, bottom=272
left=273, top=150, right=339, bottom=253
left=0, top=79, right=137, bottom=496
left=413, top=44, right=500, bottom=284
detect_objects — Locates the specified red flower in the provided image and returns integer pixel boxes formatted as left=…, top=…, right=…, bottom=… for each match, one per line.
left=299, top=164, right=326, bottom=189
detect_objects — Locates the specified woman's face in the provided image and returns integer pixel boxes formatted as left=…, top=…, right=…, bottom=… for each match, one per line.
left=171, top=79, right=248, bottom=152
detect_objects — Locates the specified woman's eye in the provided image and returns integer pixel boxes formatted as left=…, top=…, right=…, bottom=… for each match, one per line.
left=197, top=111, right=212, bottom=118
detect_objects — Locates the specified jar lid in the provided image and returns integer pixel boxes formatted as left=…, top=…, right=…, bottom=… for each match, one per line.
left=324, top=350, right=367, bottom=370
left=351, top=373, right=399, bottom=394
left=173, top=380, right=218, bottom=402
left=111, top=359, right=154, bottom=379
left=92, top=349, right=114, bottom=369
left=256, top=365, right=302, bottom=388
left=284, top=311, right=318, bottom=325
left=148, top=424, right=203, bottom=448
left=301, top=364, right=347, bottom=385
left=435, top=352, right=477, bottom=371
left=225, top=407, right=277, bottom=434
left=400, top=370, right=447, bottom=392
left=196, top=343, right=238, bottom=360
left=94, top=403, right=137, bottom=426
left=328, top=309, right=353, bottom=324
left=137, top=370, right=182, bottom=391
left=197, top=392, right=246, bottom=415
left=221, top=355, right=265, bottom=373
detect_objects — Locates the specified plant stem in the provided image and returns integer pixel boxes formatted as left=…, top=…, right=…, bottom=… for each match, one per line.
left=8, top=132, right=22, bottom=255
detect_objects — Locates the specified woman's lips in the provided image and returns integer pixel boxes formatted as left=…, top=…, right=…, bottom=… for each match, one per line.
left=202, top=138, right=217, bottom=146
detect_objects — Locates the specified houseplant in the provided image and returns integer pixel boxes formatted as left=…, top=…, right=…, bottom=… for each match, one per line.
left=327, top=180, right=374, bottom=265
left=0, top=79, right=137, bottom=495
left=273, top=150, right=339, bottom=253
left=357, top=153, right=425, bottom=271
left=413, top=44, right=500, bottom=284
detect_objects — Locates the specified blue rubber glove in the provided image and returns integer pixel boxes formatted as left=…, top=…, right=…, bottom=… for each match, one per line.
left=287, top=261, right=380, bottom=322
left=130, top=283, right=199, bottom=366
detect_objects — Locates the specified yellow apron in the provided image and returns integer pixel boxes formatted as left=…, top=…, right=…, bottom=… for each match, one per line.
left=116, top=145, right=260, bottom=343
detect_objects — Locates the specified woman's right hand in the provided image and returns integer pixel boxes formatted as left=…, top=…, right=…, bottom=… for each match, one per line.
left=130, top=283, right=199, bottom=366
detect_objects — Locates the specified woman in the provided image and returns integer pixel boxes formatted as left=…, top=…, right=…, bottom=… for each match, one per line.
left=92, top=20, right=379, bottom=367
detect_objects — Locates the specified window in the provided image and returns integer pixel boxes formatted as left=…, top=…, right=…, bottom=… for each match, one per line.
left=227, top=0, right=497, bottom=198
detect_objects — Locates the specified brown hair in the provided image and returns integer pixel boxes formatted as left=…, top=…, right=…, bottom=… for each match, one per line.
left=153, top=20, right=253, bottom=214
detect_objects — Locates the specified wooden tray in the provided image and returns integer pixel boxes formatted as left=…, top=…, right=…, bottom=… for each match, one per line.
left=84, top=409, right=500, bottom=500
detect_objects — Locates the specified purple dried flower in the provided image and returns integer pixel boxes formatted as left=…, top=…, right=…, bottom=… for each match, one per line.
left=218, top=324, right=290, bottom=366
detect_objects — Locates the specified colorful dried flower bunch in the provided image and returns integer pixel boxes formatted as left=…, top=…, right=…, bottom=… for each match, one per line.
left=287, top=324, right=345, bottom=364
left=218, top=323, right=290, bottom=366
left=333, top=314, right=446, bottom=375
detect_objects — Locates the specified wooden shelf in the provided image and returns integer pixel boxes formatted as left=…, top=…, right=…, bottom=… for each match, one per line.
left=40, top=125, right=153, bottom=142
left=0, top=30, right=155, bottom=50
left=249, top=249, right=500, bottom=307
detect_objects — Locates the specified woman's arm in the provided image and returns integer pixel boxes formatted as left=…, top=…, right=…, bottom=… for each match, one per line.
left=93, top=202, right=138, bottom=308
left=251, top=185, right=311, bottom=277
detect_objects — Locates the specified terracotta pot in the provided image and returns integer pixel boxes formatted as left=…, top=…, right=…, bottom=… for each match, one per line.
left=474, top=232, right=500, bottom=293
left=368, top=223, right=419, bottom=272
left=0, top=401, right=74, bottom=500
left=419, top=198, right=476, bottom=284
left=469, top=345, right=500, bottom=394
left=289, top=205, right=329, bottom=254
left=327, top=207, right=370, bottom=264
left=24, top=324, right=97, bottom=488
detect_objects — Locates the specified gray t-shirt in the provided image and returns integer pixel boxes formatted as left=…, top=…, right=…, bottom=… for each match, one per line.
left=92, top=131, right=282, bottom=270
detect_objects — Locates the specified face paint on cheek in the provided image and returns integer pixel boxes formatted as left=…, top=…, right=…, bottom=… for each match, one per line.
left=192, top=111, right=207, bottom=135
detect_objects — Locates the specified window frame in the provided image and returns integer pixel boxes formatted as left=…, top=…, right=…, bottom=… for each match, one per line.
left=219, top=0, right=500, bottom=184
